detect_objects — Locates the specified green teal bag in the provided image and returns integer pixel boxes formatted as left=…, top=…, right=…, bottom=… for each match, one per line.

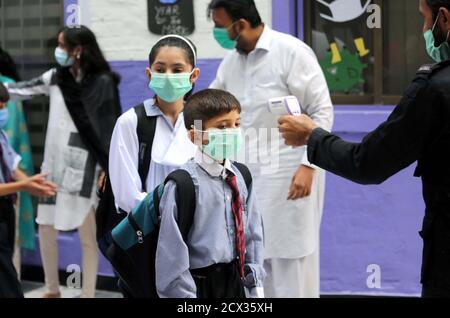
left=106, top=169, right=196, bottom=298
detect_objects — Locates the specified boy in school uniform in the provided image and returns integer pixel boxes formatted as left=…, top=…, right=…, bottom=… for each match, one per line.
left=0, top=83, right=57, bottom=298
left=155, top=89, right=265, bottom=298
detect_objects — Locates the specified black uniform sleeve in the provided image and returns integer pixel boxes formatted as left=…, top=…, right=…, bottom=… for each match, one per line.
left=83, top=74, right=122, bottom=165
left=307, top=76, right=441, bottom=185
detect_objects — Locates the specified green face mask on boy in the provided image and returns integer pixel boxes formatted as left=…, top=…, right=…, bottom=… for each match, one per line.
left=424, top=12, right=450, bottom=63
left=149, top=71, right=193, bottom=103
left=202, top=128, right=243, bottom=162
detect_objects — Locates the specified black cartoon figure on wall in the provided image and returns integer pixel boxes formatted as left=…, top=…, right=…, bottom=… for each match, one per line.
left=317, top=0, right=371, bottom=64
left=315, top=0, right=372, bottom=94
left=148, top=0, right=195, bottom=36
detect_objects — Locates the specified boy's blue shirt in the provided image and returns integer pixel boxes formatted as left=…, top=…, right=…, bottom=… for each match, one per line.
left=0, top=130, right=20, bottom=184
left=155, top=150, right=266, bottom=298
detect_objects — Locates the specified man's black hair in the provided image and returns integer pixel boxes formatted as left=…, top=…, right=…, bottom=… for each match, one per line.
left=426, top=0, right=450, bottom=18
left=184, top=89, right=241, bottom=130
left=208, top=0, right=263, bottom=28
left=0, top=82, right=10, bottom=103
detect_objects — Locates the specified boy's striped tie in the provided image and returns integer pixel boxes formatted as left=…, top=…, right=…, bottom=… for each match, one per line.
left=225, top=174, right=245, bottom=278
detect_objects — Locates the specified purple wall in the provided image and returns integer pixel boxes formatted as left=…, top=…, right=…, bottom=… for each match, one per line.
left=64, top=0, right=78, bottom=23
left=22, top=0, right=425, bottom=297
left=272, top=0, right=297, bottom=37
left=22, top=232, right=114, bottom=277
left=321, top=108, right=423, bottom=296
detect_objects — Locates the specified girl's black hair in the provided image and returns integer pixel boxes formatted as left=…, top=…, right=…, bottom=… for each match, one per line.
left=0, top=47, right=21, bottom=82
left=148, top=36, right=197, bottom=101
left=58, top=25, right=120, bottom=84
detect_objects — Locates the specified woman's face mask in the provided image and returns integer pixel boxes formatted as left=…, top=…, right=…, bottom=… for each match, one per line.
left=424, top=12, right=450, bottom=63
left=148, top=70, right=194, bottom=103
left=199, top=128, right=243, bottom=162
left=0, top=108, right=9, bottom=129
left=54, top=47, right=75, bottom=67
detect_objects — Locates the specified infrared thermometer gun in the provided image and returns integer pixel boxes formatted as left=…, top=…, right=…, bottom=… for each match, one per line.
left=268, top=96, right=302, bottom=116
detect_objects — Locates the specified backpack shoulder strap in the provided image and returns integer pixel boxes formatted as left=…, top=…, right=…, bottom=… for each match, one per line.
left=232, top=162, right=253, bottom=190
left=164, top=170, right=196, bottom=241
left=134, top=104, right=157, bottom=192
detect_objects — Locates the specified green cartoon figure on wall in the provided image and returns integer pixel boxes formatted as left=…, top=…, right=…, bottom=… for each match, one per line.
left=320, top=49, right=367, bottom=94
left=316, top=0, right=371, bottom=93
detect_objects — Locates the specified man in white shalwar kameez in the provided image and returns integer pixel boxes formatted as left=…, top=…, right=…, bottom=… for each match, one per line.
left=208, top=0, right=334, bottom=298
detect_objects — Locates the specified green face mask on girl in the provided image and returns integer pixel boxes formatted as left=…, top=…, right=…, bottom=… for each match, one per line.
left=148, top=71, right=194, bottom=103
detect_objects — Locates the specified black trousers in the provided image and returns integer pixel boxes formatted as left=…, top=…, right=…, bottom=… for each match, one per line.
left=422, top=284, right=450, bottom=298
left=0, top=199, right=24, bottom=298
left=191, top=261, right=246, bottom=299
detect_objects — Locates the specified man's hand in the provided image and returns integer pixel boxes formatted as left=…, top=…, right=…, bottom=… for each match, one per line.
left=22, top=173, right=58, bottom=198
left=278, top=115, right=318, bottom=147
left=287, top=165, right=315, bottom=200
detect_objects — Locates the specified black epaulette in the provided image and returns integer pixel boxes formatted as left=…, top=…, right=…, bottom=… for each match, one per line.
left=416, top=64, right=435, bottom=75
left=416, top=60, right=450, bottom=76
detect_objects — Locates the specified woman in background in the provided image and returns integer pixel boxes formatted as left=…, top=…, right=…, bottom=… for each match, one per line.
left=5, top=26, right=121, bottom=298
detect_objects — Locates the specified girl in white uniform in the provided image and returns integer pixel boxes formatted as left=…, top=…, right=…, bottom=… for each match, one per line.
left=109, top=35, right=199, bottom=216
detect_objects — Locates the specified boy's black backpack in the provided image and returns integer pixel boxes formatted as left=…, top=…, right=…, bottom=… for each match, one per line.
left=106, top=163, right=253, bottom=299
left=96, top=104, right=157, bottom=257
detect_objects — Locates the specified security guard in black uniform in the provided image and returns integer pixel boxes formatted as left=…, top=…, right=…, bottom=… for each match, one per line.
left=278, top=0, right=450, bottom=298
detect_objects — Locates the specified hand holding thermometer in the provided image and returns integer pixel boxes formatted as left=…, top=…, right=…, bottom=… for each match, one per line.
left=268, top=96, right=302, bottom=116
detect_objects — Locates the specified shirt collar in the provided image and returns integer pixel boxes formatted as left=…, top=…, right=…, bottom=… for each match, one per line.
left=194, top=149, right=235, bottom=178
left=254, top=25, right=273, bottom=52
left=143, top=98, right=185, bottom=131
left=143, top=98, right=163, bottom=117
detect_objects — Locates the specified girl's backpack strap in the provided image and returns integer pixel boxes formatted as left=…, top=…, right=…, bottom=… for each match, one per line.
left=134, top=104, right=157, bottom=192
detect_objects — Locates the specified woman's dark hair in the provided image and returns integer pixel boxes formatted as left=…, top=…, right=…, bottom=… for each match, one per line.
left=184, top=89, right=241, bottom=130
left=149, top=36, right=197, bottom=101
left=426, top=0, right=450, bottom=19
left=0, top=47, right=21, bottom=82
left=59, top=25, right=120, bottom=83
left=0, top=82, right=10, bottom=103
left=208, top=0, right=263, bottom=28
